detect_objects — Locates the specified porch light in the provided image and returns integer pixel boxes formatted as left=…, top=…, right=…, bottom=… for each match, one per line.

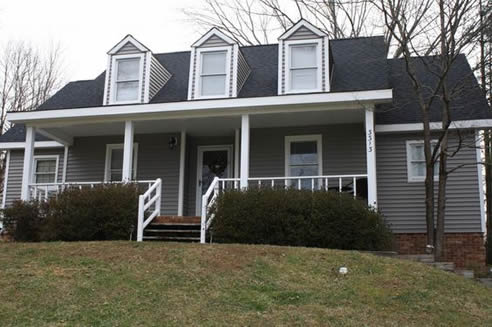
left=168, top=137, right=178, bottom=150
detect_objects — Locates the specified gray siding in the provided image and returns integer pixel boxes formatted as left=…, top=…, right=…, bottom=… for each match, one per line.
left=376, top=132, right=482, bottom=233
left=5, top=148, right=65, bottom=207
left=250, top=124, right=366, bottom=177
left=201, top=35, right=230, bottom=47
left=149, top=55, right=171, bottom=100
left=66, top=134, right=181, bottom=215
left=286, top=26, right=320, bottom=40
left=237, top=50, right=251, bottom=94
left=116, top=42, right=142, bottom=55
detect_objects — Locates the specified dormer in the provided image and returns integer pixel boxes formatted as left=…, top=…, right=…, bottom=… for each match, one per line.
left=188, top=28, right=251, bottom=100
left=103, top=35, right=172, bottom=105
left=278, top=20, right=330, bottom=95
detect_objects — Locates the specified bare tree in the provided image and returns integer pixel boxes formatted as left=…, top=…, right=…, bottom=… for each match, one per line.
left=0, top=41, right=64, bottom=196
left=377, top=0, right=488, bottom=260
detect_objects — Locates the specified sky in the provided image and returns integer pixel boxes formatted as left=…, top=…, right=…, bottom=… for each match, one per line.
left=0, top=0, right=204, bottom=81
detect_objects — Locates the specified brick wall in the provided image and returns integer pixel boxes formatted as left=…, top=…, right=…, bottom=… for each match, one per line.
left=394, top=233, right=486, bottom=268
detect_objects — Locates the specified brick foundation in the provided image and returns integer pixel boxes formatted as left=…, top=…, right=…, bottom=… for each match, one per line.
left=394, top=233, right=486, bottom=268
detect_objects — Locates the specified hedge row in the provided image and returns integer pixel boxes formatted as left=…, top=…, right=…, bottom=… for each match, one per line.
left=2, top=184, right=139, bottom=242
left=210, top=188, right=393, bottom=251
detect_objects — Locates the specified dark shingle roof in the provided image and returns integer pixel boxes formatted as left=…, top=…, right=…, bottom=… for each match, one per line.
left=375, top=55, right=492, bottom=124
left=0, top=124, right=50, bottom=142
left=1, top=36, right=490, bottom=143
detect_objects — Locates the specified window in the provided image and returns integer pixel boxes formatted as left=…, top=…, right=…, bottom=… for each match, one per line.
left=199, top=50, right=228, bottom=97
left=104, top=144, right=139, bottom=182
left=32, top=156, right=59, bottom=184
left=406, top=140, right=439, bottom=182
left=114, top=57, right=141, bottom=102
left=285, top=135, right=322, bottom=188
left=289, top=43, right=319, bottom=91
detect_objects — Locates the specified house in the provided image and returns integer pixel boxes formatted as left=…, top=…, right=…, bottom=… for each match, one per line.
left=0, top=20, right=490, bottom=267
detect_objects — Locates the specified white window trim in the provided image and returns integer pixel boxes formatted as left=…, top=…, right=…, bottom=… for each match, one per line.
left=31, top=155, right=59, bottom=184
left=108, top=53, right=145, bottom=105
left=285, top=134, right=323, bottom=177
left=406, top=140, right=439, bottom=183
left=284, top=39, right=322, bottom=94
left=104, top=143, right=139, bottom=182
left=194, top=46, right=232, bottom=100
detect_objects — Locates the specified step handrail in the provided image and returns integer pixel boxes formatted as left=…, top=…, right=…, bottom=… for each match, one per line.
left=137, top=178, right=162, bottom=241
left=200, top=177, right=222, bottom=243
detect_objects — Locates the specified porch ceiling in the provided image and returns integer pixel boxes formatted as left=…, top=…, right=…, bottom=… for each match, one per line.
left=38, top=108, right=365, bottom=139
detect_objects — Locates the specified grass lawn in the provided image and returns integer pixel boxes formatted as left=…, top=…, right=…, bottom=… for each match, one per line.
left=0, top=242, right=490, bottom=326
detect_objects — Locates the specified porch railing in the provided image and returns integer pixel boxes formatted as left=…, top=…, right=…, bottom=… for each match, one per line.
left=29, top=180, right=157, bottom=201
left=200, top=174, right=368, bottom=244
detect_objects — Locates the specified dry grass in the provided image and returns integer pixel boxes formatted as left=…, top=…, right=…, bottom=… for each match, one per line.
left=0, top=241, right=490, bottom=326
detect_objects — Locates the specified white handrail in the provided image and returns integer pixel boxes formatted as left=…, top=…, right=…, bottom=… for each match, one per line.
left=137, top=178, right=162, bottom=242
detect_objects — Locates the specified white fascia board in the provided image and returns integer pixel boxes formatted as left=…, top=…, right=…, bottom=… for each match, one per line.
left=0, top=141, right=64, bottom=150
left=375, top=119, right=492, bottom=133
left=8, top=89, right=393, bottom=125
left=279, top=20, right=327, bottom=40
left=108, top=35, right=149, bottom=54
left=192, top=28, right=236, bottom=47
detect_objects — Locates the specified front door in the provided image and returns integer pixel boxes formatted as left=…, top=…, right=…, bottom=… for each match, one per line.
left=196, top=145, right=232, bottom=215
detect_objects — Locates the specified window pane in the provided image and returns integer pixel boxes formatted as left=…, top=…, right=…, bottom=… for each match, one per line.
left=36, top=160, right=56, bottom=173
left=411, top=162, right=425, bottom=177
left=290, top=141, right=318, bottom=165
left=290, top=165, right=319, bottom=177
left=201, top=75, right=226, bottom=96
left=291, top=68, right=317, bottom=90
left=36, top=174, right=56, bottom=184
left=291, top=45, right=316, bottom=68
left=110, top=171, right=122, bottom=182
left=117, top=59, right=139, bottom=81
left=411, top=144, right=424, bottom=161
left=111, top=149, right=124, bottom=170
left=116, top=81, right=139, bottom=101
left=201, top=52, right=226, bottom=75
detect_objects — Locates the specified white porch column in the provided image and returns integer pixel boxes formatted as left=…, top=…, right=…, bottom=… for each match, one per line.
left=177, top=131, right=186, bottom=216
left=21, top=126, right=35, bottom=200
left=122, top=120, right=134, bottom=182
left=234, top=128, right=240, bottom=178
left=240, top=115, right=250, bottom=189
left=365, top=107, right=378, bottom=208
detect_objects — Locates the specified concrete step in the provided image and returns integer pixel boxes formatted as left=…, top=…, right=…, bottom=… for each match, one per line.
left=396, top=254, right=435, bottom=263
left=429, top=262, right=455, bottom=272
left=142, top=235, right=200, bottom=242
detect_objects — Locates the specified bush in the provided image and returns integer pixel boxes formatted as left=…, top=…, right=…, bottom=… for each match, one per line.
left=210, top=188, right=393, bottom=251
left=2, top=200, right=47, bottom=242
left=1, top=184, right=139, bottom=242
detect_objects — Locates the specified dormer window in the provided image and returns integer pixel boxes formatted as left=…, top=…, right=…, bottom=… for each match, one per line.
left=114, top=57, right=141, bottom=102
left=289, top=44, right=318, bottom=91
left=278, top=20, right=329, bottom=95
left=200, top=51, right=227, bottom=97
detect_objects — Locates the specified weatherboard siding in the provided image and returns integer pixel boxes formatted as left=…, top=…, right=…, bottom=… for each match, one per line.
left=376, top=132, right=482, bottom=233
left=200, top=35, right=230, bottom=47
left=5, top=148, right=65, bottom=207
left=116, top=42, right=142, bottom=55
left=237, top=50, right=251, bottom=95
left=285, top=26, right=320, bottom=40
left=149, top=56, right=171, bottom=100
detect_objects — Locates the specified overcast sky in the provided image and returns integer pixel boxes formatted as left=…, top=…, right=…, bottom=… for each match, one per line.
left=0, top=0, right=205, bottom=81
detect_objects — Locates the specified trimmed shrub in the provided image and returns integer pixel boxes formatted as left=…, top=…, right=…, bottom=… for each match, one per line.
left=2, top=200, right=47, bottom=242
left=1, top=184, right=139, bottom=242
left=210, top=188, right=393, bottom=251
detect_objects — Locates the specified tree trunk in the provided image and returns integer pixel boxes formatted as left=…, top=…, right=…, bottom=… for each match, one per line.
left=422, top=112, right=435, bottom=248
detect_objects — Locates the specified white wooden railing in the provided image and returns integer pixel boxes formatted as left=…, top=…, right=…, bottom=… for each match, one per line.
left=137, top=178, right=162, bottom=241
left=29, top=180, right=157, bottom=201
left=200, top=174, right=368, bottom=244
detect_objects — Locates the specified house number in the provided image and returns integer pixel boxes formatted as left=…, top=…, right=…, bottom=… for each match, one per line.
left=367, top=129, right=373, bottom=153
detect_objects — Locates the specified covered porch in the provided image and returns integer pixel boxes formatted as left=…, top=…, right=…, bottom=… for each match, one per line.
left=14, top=102, right=380, bottom=241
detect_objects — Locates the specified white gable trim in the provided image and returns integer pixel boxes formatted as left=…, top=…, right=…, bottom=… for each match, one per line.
left=192, top=28, right=236, bottom=47
left=108, top=35, right=149, bottom=55
left=279, top=20, right=326, bottom=40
